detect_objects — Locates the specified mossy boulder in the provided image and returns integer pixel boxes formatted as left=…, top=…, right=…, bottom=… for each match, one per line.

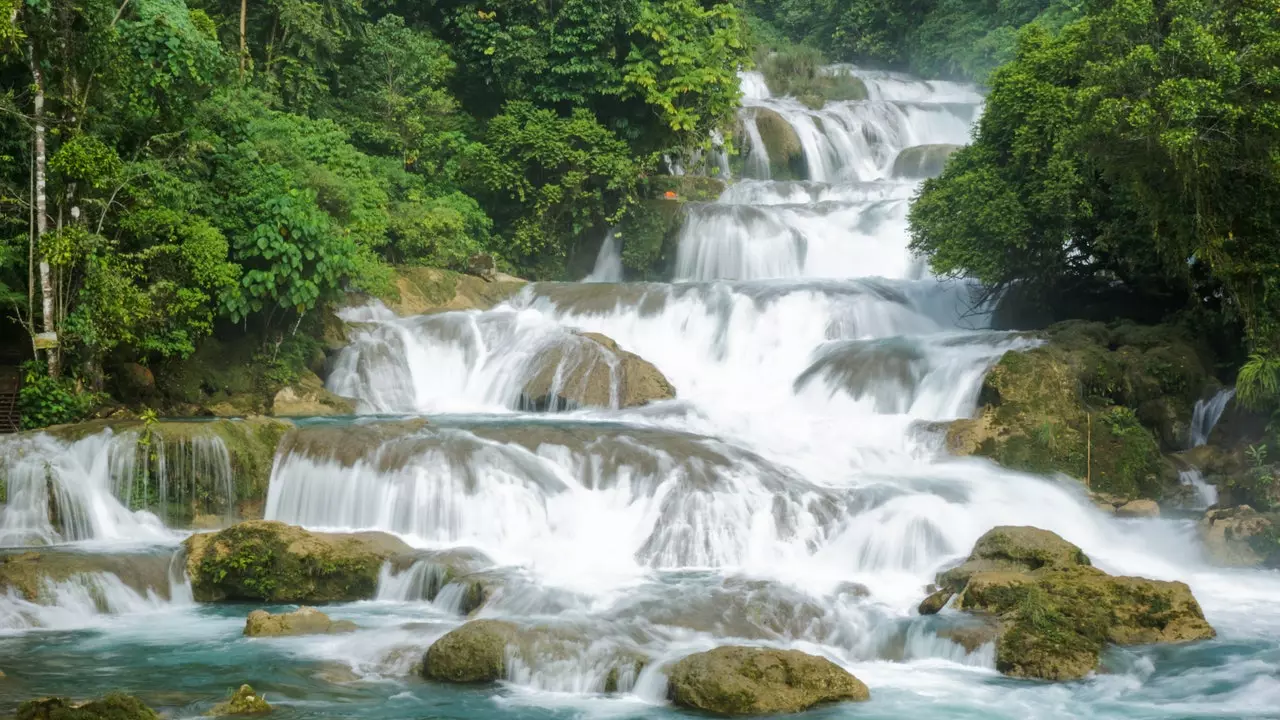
left=378, top=266, right=525, bottom=317
left=422, top=620, right=518, bottom=683
left=17, top=694, right=159, bottom=720
left=613, top=199, right=689, bottom=280
left=892, top=144, right=961, bottom=179
left=666, top=646, right=869, bottom=716
left=921, top=526, right=1215, bottom=681
left=1199, top=506, right=1280, bottom=567
left=946, top=321, right=1211, bottom=499
left=270, top=370, right=355, bottom=417
left=520, top=332, right=675, bottom=411
left=207, top=685, right=271, bottom=716
left=751, top=108, right=807, bottom=181
left=244, top=607, right=357, bottom=637
left=183, top=521, right=412, bottom=603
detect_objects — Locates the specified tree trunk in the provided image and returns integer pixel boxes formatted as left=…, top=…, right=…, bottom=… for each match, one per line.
left=30, top=44, right=58, bottom=378
left=239, top=0, right=248, bottom=78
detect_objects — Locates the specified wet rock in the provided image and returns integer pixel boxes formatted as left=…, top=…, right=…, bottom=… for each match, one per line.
left=244, top=607, right=356, bottom=637
left=520, top=332, right=675, bottom=411
left=666, top=646, right=869, bottom=716
left=751, top=108, right=807, bottom=180
left=270, top=370, right=355, bottom=417
left=422, top=620, right=519, bottom=683
left=117, top=362, right=156, bottom=398
left=937, top=621, right=999, bottom=653
left=207, top=685, right=271, bottom=716
left=467, top=253, right=498, bottom=282
left=0, top=549, right=177, bottom=602
left=918, top=588, right=953, bottom=615
left=1199, top=506, right=1277, bottom=567
left=945, top=321, right=1206, bottom=499
left=892, top=144, right=961, bottom=179
left=1116, top=499, right=1161, bottom=518
left=17, top=694, right=160, bottom=720
left=926, top=526, right=1215, bottom=681
left=184, top=521, right=412, bottom=603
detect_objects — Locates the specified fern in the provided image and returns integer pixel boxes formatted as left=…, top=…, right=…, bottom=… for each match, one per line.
left=1238, top=352, right=1280, bottom=411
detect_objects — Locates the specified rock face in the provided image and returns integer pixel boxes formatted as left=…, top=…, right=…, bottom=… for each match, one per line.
left=0, top=549, right=177, bottom=602
left=520, top=332, right=675, bottom=411
left=422, top=620, right=518, bottom=683
left=244, top=607, right=357, bottom=637
left=892, top=144, right=961, bottom=179
left=946, top=321, right=1209, bottom=499
left=207, top=685, right=271, bottom=716
left=183, top=521, right=412, bottom=603
left=1199, top=506, right=1278, bottom=567
left=270, top=370, right=355, bottom=417
left=666, top=646, right=869, bottom=716
left=1116, top=499, right=1161, bottom=518
left=921, top=526, right=1215, bottom=681
left=379, top=266, right=525, bottom=317
left=17, top=694, right=159, bottom=720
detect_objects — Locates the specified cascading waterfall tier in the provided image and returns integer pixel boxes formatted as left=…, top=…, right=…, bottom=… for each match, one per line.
left=0, top=425, right=236, bottom=545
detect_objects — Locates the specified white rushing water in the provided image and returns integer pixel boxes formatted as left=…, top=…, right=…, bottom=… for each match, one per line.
left=1191, top=388, right=1236, bottom=447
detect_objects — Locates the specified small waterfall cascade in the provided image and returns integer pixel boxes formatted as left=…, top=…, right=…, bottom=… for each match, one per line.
left=584, top=230, right=624, bottom=283
left=1191, top=388, right=1236, bottom=447
left=0, top=426, right=236, bottom=545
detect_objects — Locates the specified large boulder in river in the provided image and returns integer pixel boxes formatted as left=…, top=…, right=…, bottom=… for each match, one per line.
left=945, top=321, right=1210, bottom=499
left=749, top=108, right=807, bottom=180
left=183, top=521, right=412, bottom=603
left=17, top=694, right=159, bottom=720
left=244, top=607, right=356, bottom=637
left=422, top=620, right=519, bottom=683
left=666, top=646, right=869, bottom=716
left=920, top=526, right=1215, bottom=681
left=1199, top=506, right=1278, bottom=567
left=892, top=144, right=961, bottom=179
left=520, top=332, right=675, bottom=411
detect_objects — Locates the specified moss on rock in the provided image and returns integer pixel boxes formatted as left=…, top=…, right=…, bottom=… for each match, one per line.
left=752, top=108, right=807, bottom=181
left=0, top=549, right=178, bottom=603
left=926, top=526, right=1215, bottom=681
left=422, top=620, right=518, bottom=683
left=892, top=144, right=961, bottom=179
left=17, top=694, right=159, bottom=720
left=183, top=521, right=412, bottom=603
left=270, top=370, right=355, bottom=417
left=207, top=685, right=271, bottom=716
left=946, top=321, right=1210, bottom=499
left=666, top=646, right=869, bottom=716
left=1199, top=505, right=1280, bottom=567
left=378, top=266, right=525, bottom=317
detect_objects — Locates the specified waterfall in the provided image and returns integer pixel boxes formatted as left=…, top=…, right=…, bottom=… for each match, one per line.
left=1178, top=468, right=1219, bottom=509
left=1191, top=388, right=1236, bottom=447
left=0, top=426, right=236, bottom=544
left=585, top=230, right=624, bottom=282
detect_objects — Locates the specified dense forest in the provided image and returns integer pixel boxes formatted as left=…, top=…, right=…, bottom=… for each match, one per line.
left=0, top=0, right=1276, bottom=427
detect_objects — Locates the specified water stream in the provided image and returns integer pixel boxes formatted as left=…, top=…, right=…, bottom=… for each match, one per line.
left=2, top=68, right=1277, bottom=719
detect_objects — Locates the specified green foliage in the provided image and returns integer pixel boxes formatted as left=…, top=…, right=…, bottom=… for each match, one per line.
left=911, top=0, right=1280, bottom=364
left=18, top=361, right=98, bottom=429
left=468, top=101, right=641, bottom=273
left=1238, top=353, right=1280, bottom=412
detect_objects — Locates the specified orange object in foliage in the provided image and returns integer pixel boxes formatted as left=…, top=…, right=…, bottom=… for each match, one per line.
left=664, top=191, right=678, bottom=199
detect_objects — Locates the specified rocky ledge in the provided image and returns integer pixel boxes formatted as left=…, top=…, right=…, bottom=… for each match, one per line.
left=666, top=646, right=869, bottom=716
left=920, top=526, right=1215, bottom=681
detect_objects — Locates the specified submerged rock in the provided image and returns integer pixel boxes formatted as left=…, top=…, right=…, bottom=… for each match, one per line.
left=422, top=620, right=519, bottom=683
left=920, top=526, right=1215, bottom=681
left=520, top=332, right=675, bottom=411
left=244, top=607, right=356, bottom=637
left=892, top=144, right=961, bottom=179
left=270, top=370, right=355, bottom=417
left=184, top=521, right=412, bottom=603
left=666, top=646, right=869, bottom=716
left=1199, top=506, right=1278, bottom=567
left=17, top=694, right=160, bottom=720
left=945, top=321, right=1208, bottom=499
left=207, top=685, right=271, bottom=716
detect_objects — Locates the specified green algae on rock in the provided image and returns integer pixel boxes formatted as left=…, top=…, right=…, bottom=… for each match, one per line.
left=16, top=694, right=160, bottom=720
left=892, top=144, right=961, bottom=179
left=377, top=266, right=526, bottom=317
left=243, top=607, right=357, bottom=637
left=270, top=370, right=355, bottom=417
left=946, top=321, right=1212, bottom=499
left=422, top=620, right=519, bottom=683
left=0, top=549, right=178, bottom=603
left=183, top=521, right=412, bottom=603
left=206, top=685, right=271, bottom=716
left=921, top=526, right=1215, bottom=681
left=666, top=646, right=869, bottom=716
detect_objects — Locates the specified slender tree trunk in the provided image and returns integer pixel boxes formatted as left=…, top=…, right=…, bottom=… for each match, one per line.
left=30, top=44, right=58, bottom=378
left=239, top=0, right=248, bottom=78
